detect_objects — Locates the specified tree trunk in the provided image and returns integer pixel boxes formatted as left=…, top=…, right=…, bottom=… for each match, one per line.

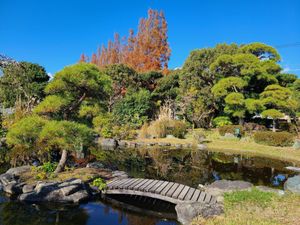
left=239, top=117, right=244, bottom=126
left=54, top=150, right=68, bottom=174
left=272, top=119, right=276, bottom=132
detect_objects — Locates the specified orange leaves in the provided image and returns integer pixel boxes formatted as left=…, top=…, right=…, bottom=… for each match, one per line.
left=86, top=9, right=170, bottom=74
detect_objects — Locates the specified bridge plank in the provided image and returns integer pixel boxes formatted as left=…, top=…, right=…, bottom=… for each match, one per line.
left=132, top=179, right=150, bottom=190
left=166, top=183, right=180, bottom=197
left=184, top=188, right=195, bottom=201
left=126, top=179, right=143, bottom=189
left=191, top=189, right=201, bottom=202
left=154, top=181, right=169, bottom=194
left=145, top=180, right=160, bottom=192
left=139, top=179, right=155, bottom=191
left=107, top=179, right=122, bottom=187
left=107, top=179, right=127, bottom=189
left=118, top=179, right=138, bottom=189
left=204, top=193, right=212, bottom=203
left=178, top=186, right=190, bottom=200
left=161, top=182, right=175, bottom=196
left=172, top=184, right=185, bottom=199
left=149, top=180, right=165, bottom=193
left=210, top=196, right=217, bottom=204
left=198, top=191, right=206, bottom=202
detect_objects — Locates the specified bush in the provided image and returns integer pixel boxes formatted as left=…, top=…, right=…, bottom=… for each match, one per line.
left=213, top=116, right=232, bottom=127
left=40, top=162, right=58, bottom=173
left=192, top=131, right=206, bottom=144
left=140, top=118, right=188, bottom=139
left=111, top=124, right=137, bottom=140
left=91, top=178, right=107, bottom=190
left=253, top=131, right=295, bottom=147
left=218, top=125, right=245, bottom=136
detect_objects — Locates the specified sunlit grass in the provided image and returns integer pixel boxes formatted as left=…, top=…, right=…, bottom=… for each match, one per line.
left=192, top=189, right=300, bottom=225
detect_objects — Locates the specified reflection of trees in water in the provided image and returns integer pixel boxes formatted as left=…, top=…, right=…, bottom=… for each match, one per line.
left=0, top=201, right=89, bottom=225
left=210, top=153, right=293, bottom=186
left=144, top=148, right=212, bottom=187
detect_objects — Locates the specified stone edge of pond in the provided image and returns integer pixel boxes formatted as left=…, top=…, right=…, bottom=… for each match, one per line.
left=98, top=138, right=207, bottom=151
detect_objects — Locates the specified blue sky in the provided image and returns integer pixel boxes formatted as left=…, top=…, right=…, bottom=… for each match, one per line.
left=1, top=0, right=300, bottom=76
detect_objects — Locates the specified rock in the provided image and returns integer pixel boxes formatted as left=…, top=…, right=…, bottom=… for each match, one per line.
left=174, top=144, right=182, bottom=149
left=222, top=133, right=237, bottom=140
left=86, top=162, right=104, bottom=169
left=111, top=170, right=129, bottom=179
left=19, top=179, right=90, bottom=203
left=255, top=186, right=285, bottom=196
left=3, top=181, right=24, bottom=195
left=118, top=140, right=127, bottom=149
left=158, top=142, right=171, bottom=147
left=204, top=180, right=253, bottom=199
left=197, top=144, right=207, bottom=150
left=206, top=180, right=253, bottom=191
left=284, top=175, right=300, bottom=194
left=6, top=166, right=31, bottom=176
left=0, top=173, right=16, bottom=185
left=22, top=184, right=36, bottom=193
left=293, top=139, right=300, bottom=150
left=285, top=166, right=300, bottom=173
left=99, top=138, right=118, bottom=150
left=175, top=202, right=223, bottom=225
left=166, top=134, right=175, bottom=139
left=127, top=142, right=136, bottom=148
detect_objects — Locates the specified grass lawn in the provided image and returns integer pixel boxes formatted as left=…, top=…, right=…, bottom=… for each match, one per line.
left=201, top=129, right=300, bottom=166
left=192, top=188, right=300, bottom=225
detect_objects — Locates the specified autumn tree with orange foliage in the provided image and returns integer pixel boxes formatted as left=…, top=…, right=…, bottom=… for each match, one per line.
left=81, top=9, right=171, bottom=74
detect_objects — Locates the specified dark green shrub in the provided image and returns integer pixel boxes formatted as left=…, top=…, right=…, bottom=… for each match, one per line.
left=253, top=131, right=295, bottom=147
left=218, top=125, right=245, bottom=136
left=213, top=116, right=232, bottom=127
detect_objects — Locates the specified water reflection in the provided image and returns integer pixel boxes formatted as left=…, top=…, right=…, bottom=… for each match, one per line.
left=0, top=194, right=178, bottom=225
left=91, top=148, right=296, bottom=188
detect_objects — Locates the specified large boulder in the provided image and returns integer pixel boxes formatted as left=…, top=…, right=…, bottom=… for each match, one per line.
left=86, top=161, right=105, bottom=169
left=19, top=178, right=90, bottom=203
left=204, top=180, right=253, bottom=201
left=111, top=170, right=129, bottom=180
left=99, top=138, right=118, bottom=150
left=284, top=175, right=300, bottom=194
left=0, top=172, right=24, bottom=195
left=175, top=202, right=223, bottom=225
left=6, top=166, right=31, bottom=176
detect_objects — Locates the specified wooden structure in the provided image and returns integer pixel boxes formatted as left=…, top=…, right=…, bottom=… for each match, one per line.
left=104, top=178, right=217, bottom=205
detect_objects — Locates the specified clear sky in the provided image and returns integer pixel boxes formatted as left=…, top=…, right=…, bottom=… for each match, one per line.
left=1, top=0, right=300, bottom=76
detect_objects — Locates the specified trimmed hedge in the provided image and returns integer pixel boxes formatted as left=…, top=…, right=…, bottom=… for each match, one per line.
left=218, top=125, right=245, bottom=136
left=253, top=131, right=295, bottom=147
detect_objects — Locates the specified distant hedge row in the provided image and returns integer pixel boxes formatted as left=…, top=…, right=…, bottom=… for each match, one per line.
left=253, top=131, right=295, bottom=147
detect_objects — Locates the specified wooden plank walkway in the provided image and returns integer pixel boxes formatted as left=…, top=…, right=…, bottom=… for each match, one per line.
left=104, top=178, right=217, bottom=205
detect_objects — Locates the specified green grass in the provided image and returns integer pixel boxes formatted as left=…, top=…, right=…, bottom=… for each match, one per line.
left=192, top=189, right=300, bottom=225
left=201, top=129, right=300, bottom=166
left=224, top=188, right=275, bottom=209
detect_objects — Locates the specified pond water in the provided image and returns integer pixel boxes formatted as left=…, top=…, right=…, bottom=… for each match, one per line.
left=0, top=193, right=178, bottom=225
left=0, top=147, right=297, bottom=225
left=91, top=148, right=297, bottom=188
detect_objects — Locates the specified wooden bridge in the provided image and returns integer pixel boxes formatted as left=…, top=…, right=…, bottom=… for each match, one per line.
left=104, top=178, right=217, bottom=205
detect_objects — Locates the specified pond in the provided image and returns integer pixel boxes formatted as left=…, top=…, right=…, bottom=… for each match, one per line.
left=0, top=147, right=297, bottom=225
left=91, top=147, right=297, bottom=188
